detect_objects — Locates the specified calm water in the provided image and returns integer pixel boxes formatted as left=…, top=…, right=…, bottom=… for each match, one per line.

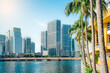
left=0, top=60, right=81, bottom=73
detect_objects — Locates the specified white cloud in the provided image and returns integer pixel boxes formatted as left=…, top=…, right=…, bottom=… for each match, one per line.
left=34, top=19, right=47, bottom=28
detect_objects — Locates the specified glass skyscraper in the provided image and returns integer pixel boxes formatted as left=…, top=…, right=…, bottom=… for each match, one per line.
left=47, top=20, right=61, bottom=56
left=31, top=42, right=35, bottom=53
left=0, top=34, right=6, bottom=54
left=23, top=37, right=31, bottom=53
left=41, top=31, right=47, bottom=56
left=5, top=28, right=22, bottom=54
left=61, top=24, right=71, bottom=56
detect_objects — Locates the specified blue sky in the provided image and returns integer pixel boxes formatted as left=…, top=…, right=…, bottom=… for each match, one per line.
left=0, top=0, right=80, bottom=52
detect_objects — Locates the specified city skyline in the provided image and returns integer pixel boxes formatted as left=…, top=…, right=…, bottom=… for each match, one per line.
left=0, top=0, right=80, bottom=52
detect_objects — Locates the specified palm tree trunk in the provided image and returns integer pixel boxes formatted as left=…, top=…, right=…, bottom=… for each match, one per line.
left=90, top=0, right=97, bottom=73
left=81, top=11, right=86, bottom=66
left=96, top=0, right=109, bottom=73
left=85, top=13, right=92, bottom=68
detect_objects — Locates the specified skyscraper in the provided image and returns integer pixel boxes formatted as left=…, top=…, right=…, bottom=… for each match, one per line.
left=0, top=34, right=6, bottom=54
left=41, top=31, right=47, bottom=56
left=61, top=24, right=71, bottom=56
left=5, top=28, right=22, bottom=54
left=47, top=20, right=61, bottom=56
left=23, top=37, right=31, bottom=53
left=31, top=42, right=35, bottom=53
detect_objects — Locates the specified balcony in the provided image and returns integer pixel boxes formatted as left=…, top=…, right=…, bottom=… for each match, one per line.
left=107, top=43, right=110, bottom=50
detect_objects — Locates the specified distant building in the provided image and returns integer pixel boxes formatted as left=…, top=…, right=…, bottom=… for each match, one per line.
left=31, top=42, right=35, bottom=53
left=0, top=44, right=3, bottom=55
left=23, top=37, right=31, bottom=53
left=5, top=28, right=22, bottom=54
left=47, top=20, right=61, bottom=56
left=0, top=34, right=6, bottom=54
left=41, top=31, right=47, bottom=56
left=72, top=38, right=81, bottom=57
left=71, top=39, right=75, bottom=57
left=35, top=52, right=41, bottom=56
left=42, top=50, right=48, bottom=56
left=61, top=24, right=71, bottom=57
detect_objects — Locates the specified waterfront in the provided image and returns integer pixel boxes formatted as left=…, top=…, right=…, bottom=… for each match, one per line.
left=0, top=60, right=81, bottom=73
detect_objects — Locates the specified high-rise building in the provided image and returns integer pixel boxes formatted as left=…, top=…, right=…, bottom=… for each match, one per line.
left=41, top=31, right=47, bottom=56
left=0, top=44, right=2, bottom=55
left=61, top=24, right=71, bottom=56
left=0, top=34, right=6, bottom=54
left=47, top=20, right=61, bottom=56
left=73, top=38, right=80, bottom=57
left=23, top=37, right=31, bottom=53
left=31, top=42, right=35, bottom=53
left=71, top=39, right=75, bottom=56
left=5, top=28, right=22, bottom=54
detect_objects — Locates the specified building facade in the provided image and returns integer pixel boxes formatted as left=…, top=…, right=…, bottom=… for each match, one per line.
left=23, top=37, right=31, bottom=53
left=47, top=20, right=61, bottom=56
left=5, top=28, right=22, bottom=54
left=89, top=1, right=110, bottom=68
left=41, top=31, right=47, bottom=56
left=31, top=42, right=35, bottom=53
left=0, top=34, right=6, bottom=54
left=61, top=24, right=71, bottom=56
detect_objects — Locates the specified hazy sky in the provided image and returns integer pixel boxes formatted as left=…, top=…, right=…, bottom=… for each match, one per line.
left=0, top=0, right=80, bottom=52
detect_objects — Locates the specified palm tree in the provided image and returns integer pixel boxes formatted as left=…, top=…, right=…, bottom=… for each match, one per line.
left=96, top=0, right=109, bottom=73
left=89, top=0, right=97, bottom=73
left=80, top=0, right=93, bottom=68
left=65, top=1, right=87, bottom=66
left=69, top=20, right=92, bottom=65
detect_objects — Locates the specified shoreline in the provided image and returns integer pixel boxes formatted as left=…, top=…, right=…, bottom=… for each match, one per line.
left=0, top=57, right=81, bottom=61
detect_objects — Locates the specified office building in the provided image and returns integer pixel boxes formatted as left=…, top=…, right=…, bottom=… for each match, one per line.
left=5, top=28, right=22, bottom=54
left=61, top=24, right=71, bottom=56
left=31, top=42, right=35, bottom=53
left=41, top=31, right=47, bottom=56
left=0, top=44, right=2, bottom=55
left=71, top=39, right=75, bottom=57
left=47, top=20, right=61, bottom=56
left=0, top=34, right=6, bottom=54
left=23, top=37, right=31, bottom=53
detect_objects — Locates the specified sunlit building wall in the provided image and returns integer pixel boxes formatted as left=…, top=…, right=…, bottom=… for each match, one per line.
left=47, top=20, right=61, bottom=56
left=5, top=28, right=22, bottom=54
left=41, top=31, right=47, bottom=56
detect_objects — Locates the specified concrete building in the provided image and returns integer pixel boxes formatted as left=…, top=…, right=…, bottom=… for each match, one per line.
left=5, top=28, right=22, bottom=54
left=41, top=31, right=47, bottom=56
left=61, top=24, right=71, bottom=57
left=0, top=34, right=6, bottom=54
left=47, top=20, right=61, bottom=56
left=42, top=50, right=48, bottom=56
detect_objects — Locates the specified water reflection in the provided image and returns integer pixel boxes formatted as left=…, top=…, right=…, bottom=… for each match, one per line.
left=0, top=60, right=81, bottom=73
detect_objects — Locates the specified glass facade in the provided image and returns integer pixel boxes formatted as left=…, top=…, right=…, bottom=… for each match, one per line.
left=31, top=42, right=35, bottom=53
left=0, top=34, right=6, bottom=54
left=47, top=20, right=61, bottom=56
left=41, top=31, right=47, bottom=56
left=24, top=37, right=31, bottom=53
left=5, top=28, right=22, bottom=54
left=61, top=24, right=71, bottom=56
left=0, top=44, right=2, bottom=55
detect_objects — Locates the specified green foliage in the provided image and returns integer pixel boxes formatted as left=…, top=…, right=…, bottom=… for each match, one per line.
left=79, top=54, right=82, bottom=57
left=95, top=52, right=100, bottom=63
left=85, top=64, right=93, bottom=73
